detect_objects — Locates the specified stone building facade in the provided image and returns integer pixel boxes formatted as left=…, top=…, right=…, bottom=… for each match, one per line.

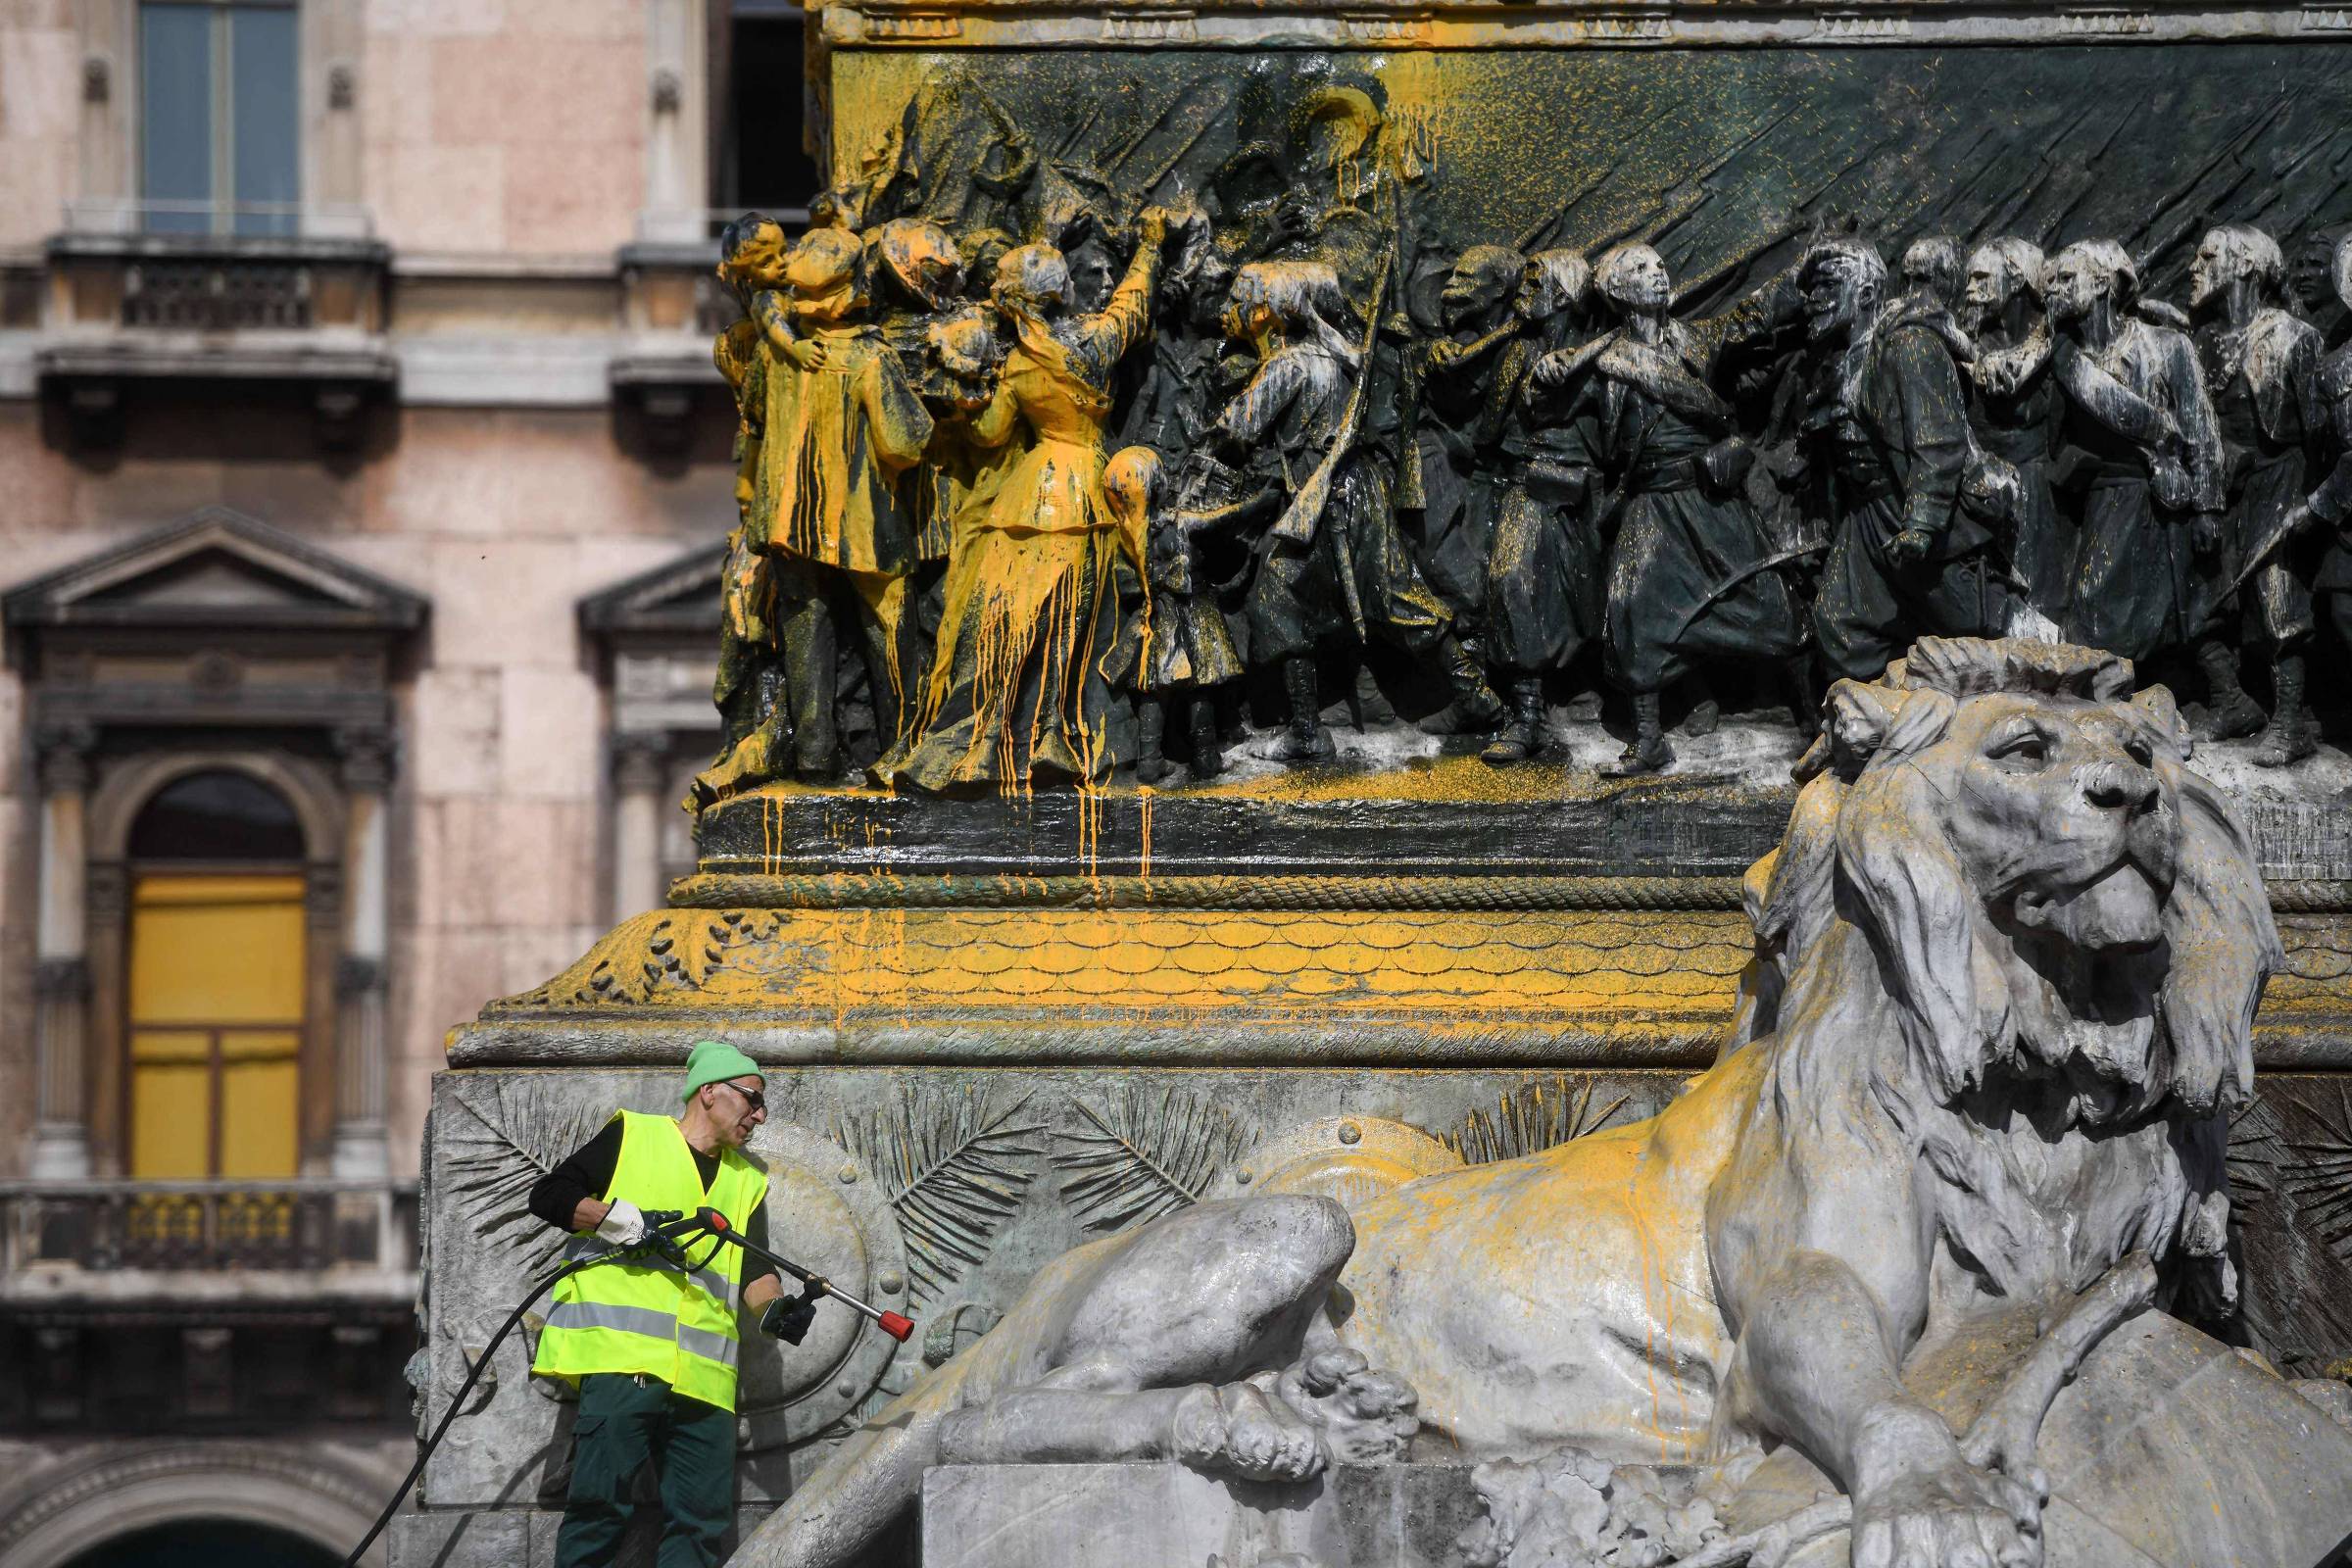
left=0, top=3, right=811, bottom=1561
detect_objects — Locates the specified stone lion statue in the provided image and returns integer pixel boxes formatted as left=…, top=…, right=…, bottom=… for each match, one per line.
left=744, top=639, right=2345, bottom=1568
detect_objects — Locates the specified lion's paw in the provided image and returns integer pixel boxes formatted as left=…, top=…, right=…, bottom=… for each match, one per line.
left=1852, top=1458, right=2042, bottom=1568
left=1169, top=1383, right=1326, bottom=1484
left=1275, top=1348, right=1420, bottom=1465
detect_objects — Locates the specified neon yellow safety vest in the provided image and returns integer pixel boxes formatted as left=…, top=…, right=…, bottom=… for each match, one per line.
left=531, top=1109, right=770, bottom=1411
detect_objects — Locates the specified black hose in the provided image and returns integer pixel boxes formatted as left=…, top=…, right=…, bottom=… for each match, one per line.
left=341, top=1253, right=597, bottom=1568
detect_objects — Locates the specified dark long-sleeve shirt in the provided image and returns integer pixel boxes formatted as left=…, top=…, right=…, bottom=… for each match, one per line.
left=528, top=1118, right=779, bottom=1293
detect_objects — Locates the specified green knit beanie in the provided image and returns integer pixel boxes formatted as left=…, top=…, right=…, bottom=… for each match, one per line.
left=681, top=1039, right=762, bottom=1102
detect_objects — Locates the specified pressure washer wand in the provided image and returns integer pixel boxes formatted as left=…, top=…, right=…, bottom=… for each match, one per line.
left=672, top=1206, right=915, bottom=1342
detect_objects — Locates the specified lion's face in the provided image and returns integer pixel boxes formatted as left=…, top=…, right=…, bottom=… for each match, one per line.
left=1931, top=694, right=2180, bottom=955
left=1818, top=639, right=2278, bottom=1122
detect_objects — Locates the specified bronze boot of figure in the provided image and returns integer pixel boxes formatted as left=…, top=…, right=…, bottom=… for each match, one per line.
left=1268, top=655, right=1338, bottom=763
left=1480, top=677, right=1548, bottom=766
left=1681, top=673, right=1722, bottom=738
left=1439, top=634, right=1506, bottom=730
left=1135, top=698, right=1171, bottom=785
left=1600, top=692, right=1674, bottom=777
left=2194, top=639, right=2267, bottom=740
left=1189, top=698, right=1225, bottom=781
left=2251, top=652, right=2320, bottom=767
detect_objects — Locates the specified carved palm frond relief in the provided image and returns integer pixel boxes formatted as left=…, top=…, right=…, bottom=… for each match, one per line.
left=833, top=1086, right=1042, bottom=1305
left=2281, top=1084, right=2352, bottom=1259
left=1446, top=1077, right=1631, bottom=1166
left=2228, top=1082, right=2352, bottom=1376
left=1056, top=1083, right=1254, bottom=1234
left=438, top=1080, right=617, bottom=1274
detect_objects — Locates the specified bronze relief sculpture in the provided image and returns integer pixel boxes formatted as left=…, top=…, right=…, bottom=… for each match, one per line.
left=680, top=56, right=2352, bottom=801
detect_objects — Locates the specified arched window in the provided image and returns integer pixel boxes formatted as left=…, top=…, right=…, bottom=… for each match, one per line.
left=66, top=1519, right=337, bottom=1568
left=124, top=770, right=309, bottom=1179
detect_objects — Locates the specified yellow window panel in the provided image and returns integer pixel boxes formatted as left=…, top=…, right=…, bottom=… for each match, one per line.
left=219, top=1058, right=300, bottom=1179
left=131, top=1060, right=215, bottom=1179
left=129, top=874, right=306, bottom=1026
left=125, top=872, right=308, bottom=1177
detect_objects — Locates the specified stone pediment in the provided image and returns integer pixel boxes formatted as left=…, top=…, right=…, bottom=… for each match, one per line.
left=1, top=507, right=427, bottom=638
left=577, top=543, right=724, bottom=643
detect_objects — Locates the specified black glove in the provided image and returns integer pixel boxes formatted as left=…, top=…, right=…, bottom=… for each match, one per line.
left=636, top=1209, right=687, bottom=1261
left=761, top=1295, right=817, bottom=1346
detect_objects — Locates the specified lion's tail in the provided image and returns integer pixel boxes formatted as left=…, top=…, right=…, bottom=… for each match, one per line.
left=732, top=1352, right=980, bottom=1568
left=735, top=1238, right=1122, bottom=1568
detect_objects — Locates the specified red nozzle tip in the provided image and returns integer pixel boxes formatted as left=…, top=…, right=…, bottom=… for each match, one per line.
left=878, top=1311, right=914, bottom=1342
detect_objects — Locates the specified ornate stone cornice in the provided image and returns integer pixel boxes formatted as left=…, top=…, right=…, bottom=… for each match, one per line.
left=821, top=0, right=2346, bottom=48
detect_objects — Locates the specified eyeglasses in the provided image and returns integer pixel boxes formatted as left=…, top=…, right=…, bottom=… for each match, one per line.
left=715, top=1080, right=766, bottom=1114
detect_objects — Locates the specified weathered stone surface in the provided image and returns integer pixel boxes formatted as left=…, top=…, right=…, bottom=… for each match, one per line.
left=922, top=1462, right=1484, bottom=1568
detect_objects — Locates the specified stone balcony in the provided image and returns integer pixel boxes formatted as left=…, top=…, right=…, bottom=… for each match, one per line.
left=34, top=214, right=396, bottom=453
left=0, top=1179, right=418, bottom=1436
left=0, top=1178, right=418, bottom=1307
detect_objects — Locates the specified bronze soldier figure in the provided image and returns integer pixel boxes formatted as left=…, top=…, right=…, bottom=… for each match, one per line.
left=1413, top=245, right=1529, bottom=655
left=1584, top=243, right=1807, bottom=775
left=695, top=215, right=793, bottom=807
left=867, top=217, right=973, bottom=680
left=1201, top=260, right=1497, bottom=762
left=2295, top=235, right=2352, bottom=743
left=2190, top=223, right=2327, bottom=765
left=752, top=226, right=937, bottom=777
left=1482, top=250, right=1606, bottom=766
left=1962, top=237, right=2070, bottom=624
left=2043, top=240, right=2236, bottom=717
left=1803, top=237, right=2024, bottom=684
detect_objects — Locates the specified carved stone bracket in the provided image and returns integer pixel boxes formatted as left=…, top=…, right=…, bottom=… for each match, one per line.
left=612, top=733, right=673, bottom=797
left=83, top=862, right=127, bottom=926
left=33, top=722, right=98, bottom=797
left=335, top=954, right=389, bottom=1000
left=333, top=724, right=394, bottom=793
left=33, top=956, right=92, bottom=1002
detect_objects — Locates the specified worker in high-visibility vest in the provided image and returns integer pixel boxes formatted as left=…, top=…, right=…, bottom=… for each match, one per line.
left=527, top=1040, right=813, bottom=1568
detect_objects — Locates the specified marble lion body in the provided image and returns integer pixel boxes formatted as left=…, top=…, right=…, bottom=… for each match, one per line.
left=745, top=638, right=2308, bottom=1568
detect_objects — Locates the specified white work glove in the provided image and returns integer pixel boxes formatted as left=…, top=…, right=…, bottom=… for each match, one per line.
left=595, top=1198, right=648, bottom=1247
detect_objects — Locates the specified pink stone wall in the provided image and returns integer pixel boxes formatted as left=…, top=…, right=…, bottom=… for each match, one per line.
left=0, top=0, right=80, bottom=251
left=361, top=0, right=650, bottom=257
left=0, top=407, right=732, bottom=1179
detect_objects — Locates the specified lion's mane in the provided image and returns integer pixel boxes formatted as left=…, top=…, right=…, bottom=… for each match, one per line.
left=1750, top=638, right=2279, bottom=1311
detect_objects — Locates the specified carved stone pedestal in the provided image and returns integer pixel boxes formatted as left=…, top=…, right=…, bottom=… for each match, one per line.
left=397, top=760, right=2352, bottom=1567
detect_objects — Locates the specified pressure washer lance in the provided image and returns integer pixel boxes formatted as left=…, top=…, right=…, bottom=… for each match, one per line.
left=678, top=1204, right=916, bottom=1343
left=340, top=1209, right=915, bottom=1567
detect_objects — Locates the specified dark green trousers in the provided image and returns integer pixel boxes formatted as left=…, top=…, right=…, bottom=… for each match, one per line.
left=554, top=1372, right=735, bottom=1568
